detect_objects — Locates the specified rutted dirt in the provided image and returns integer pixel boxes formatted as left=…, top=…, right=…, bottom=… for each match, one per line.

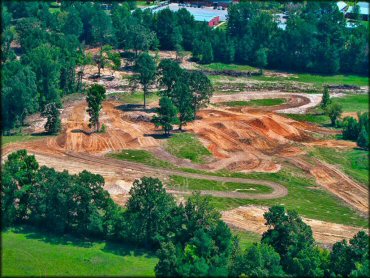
left=221, top=206, right=366, bottom=246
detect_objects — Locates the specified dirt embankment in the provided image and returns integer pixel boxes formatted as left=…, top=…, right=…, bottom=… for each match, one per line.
left=221, top=206, right=366, bottom=246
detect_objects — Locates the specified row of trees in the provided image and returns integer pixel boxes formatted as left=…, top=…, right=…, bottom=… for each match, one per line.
left=2, top=150, right=369, bottom=277
left=320, top=89, right=369, bottom=150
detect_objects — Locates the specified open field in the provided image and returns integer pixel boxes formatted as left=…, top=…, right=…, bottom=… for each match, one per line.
left=332, top=94, right=369, bottom=112
left=2, top=135, right=50, bottom=147
left=2, top=227, right=157, bottom=277
left=165, top=133, right=212, bottom=164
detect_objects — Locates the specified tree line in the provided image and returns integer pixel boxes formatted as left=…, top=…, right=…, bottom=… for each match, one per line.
left=2, top=1, right=368, bottom=133
left=2, top=150, right=369, bottom=277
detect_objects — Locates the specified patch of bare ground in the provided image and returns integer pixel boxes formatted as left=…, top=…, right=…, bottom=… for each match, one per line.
left=221, top=206, right=366, bottom=246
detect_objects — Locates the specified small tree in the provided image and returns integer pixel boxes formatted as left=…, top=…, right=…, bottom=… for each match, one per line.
left=41, top=102, right=61, bottom=134
left=357, top=126, right=369, bottom=150
left=326, top=103, right=343, bottom=126
left=152, top=97, right=179, bottom=135
left=86, top=84, right=106, bottom=132
left=320, top=87, right=331, bottom=110
left=133, top=52, right=157, bottom=109
left=256, top=48, right=268, bottom=74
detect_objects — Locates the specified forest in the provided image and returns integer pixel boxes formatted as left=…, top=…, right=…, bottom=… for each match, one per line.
left=2, top=150, right=369, bottom=277
left=2, top=1, right=369, bottom=132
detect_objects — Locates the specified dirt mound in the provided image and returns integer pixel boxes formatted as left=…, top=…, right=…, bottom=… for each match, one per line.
left=221, top=206, right=366, bottom=245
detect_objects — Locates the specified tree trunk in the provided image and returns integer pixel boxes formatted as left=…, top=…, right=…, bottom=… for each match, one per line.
left=98, top=45, right=103, bottom=77
left=143, top=87, right=147, bottom=110
left=179, top=122, right=183, bottom=131
left=97, top=119, right=100, bottom=132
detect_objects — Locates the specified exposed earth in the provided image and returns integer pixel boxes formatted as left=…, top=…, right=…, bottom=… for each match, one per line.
left=2, top=52, right=368, bottom=245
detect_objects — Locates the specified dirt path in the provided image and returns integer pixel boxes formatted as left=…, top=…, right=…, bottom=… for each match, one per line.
left=1, top=146, right=288, bottom=200
left=211, top=91, right=345, bottom=114
left=221, top=206, right=366, bottom=246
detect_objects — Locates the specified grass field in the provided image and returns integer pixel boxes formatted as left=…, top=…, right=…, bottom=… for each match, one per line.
left=108, top=149, right=174, bottom=169
left=166, top=133, right=212, bottom=164
left=284, top=113, right=330, bottom=125
left=309, top=147, right=369, bottom=186
left=169, top=175, right=273, bottom=194
left=232, top=229, right=261, bottom=251
left=2, top=227, right=157, bottom=277
left=199, top=63, right=257, bottom=72
left=108, top=92, right=159, bottom=105
left=220, top=98, right=286, bottom=107
left=332, top=94, right=369, bottom=112
left=2, top=135, right=50, bottom=147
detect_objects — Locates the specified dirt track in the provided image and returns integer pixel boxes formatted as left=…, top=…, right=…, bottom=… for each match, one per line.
left=221, top=206, right=366, bottom=245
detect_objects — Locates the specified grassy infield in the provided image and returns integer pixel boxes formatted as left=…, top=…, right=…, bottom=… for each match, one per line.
left=2, top=64, right=368, bottom=276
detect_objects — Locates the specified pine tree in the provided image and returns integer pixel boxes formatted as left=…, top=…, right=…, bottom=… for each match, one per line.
left=41, top=102, right=61, bottom=134
left=152, top=97, right=179, bottom=135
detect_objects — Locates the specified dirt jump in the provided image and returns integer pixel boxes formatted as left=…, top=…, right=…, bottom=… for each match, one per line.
left=2, top=89, right=368, bottom=218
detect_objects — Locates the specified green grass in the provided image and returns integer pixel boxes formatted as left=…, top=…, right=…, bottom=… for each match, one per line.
left=202, top=166, right=367, bottom=228
left=166, top=133, right=212, bottom=164
left=284, top=113, right=330, bottom=125
left=332, top=94, right=369, bottom=112
left=2, top=135, right=49, bottom=147
left=220, top=98, right=285, bottom=107
left=169, top=176, right=273, bottom=194
left=309, top=147, right=369, bottom=186
left=108, top=92, right=159, bottom=105
left=2, top=227, right=157, bottom=277
left=231, top=229, right=261, bottom=251
left=253, top=73, right=369, bottom=87
left=108, top=149, right=174, bottom=169
left=199, top=63, right=257, bottom=72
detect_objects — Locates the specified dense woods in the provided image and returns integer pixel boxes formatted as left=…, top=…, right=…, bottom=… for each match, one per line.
left=2, top=1, right=368, bottom=132
left=2, top=150, right=369, bottom=277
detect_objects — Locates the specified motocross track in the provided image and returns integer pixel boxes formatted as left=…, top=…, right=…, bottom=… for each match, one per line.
left=2, top=91, right=368, bottom=216
left=221, top=206, right=366, bottom=246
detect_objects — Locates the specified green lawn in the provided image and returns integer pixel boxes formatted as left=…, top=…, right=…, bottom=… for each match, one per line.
left=231, top=229, right=261, bottom=251
left=204, top=166, right=367, bottom=228
left=199, top=63, right=257, bottom=72
left=169, top=175, right=273, bottom=194
left=166, top=133, right=212, bottom=164
left=108, top=92, right=159, bottom=105
left=284, top=113, right=330, bottom=125
left=108, top=149, right=174, bottom=169
left=253, top=73, right=368, bottom=87
left=332, top=94, right=369, bottom=112
left=2, top=227, right=157, bottom=277
left=309, top=147, right=368, bottom=186
left=2, top=135, right=49, bottom=147
left=219, top=98, right=285, bottom=107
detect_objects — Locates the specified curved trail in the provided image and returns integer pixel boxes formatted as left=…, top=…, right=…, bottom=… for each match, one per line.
left=1, top=145, right=287, bottom=200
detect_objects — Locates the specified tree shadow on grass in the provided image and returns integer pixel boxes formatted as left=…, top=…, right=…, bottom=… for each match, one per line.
left=144, top=133, right=171, bottom=140
left=115, top=104, right=156, bottom=113
left=102, top=240, right=156, bottom=259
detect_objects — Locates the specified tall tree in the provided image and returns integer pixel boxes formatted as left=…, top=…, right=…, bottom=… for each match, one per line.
left=326, top=103, right=343, bottom=126
left=133, top=52, right=157, bottom=109
left=86, top=84, right=106, bottom=132
left=152, top=97, right=179, bottom=135
left=320, top=87, right=331, bottom=110
left=41, top=102, right=62, bottom=134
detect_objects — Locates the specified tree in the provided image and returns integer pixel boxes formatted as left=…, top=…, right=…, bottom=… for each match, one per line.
left=2, top=60, right=39, bottom=131
left=41, top=102, right=61, bottom=134
left=158, top=59, right=183, bottom=96
left=261, top=206, right=324, bottom=276
left=133, top=52, right=157, bottom=109
left=125, top=177, right=177, bottom=248
left=152, top=97, right=179, bottom=135
left=188, top=71, right=214, bottom=111
left=63, top=7, right=83, bottom=37
left=230, top=243, right=285, bottom=277
left=357, top=126, right=369, bottom=150
left=326, top=103, right=343, bottom=126
left=23, top=43, right=61, bottom=108
left=86, top=84, right=106, bottom=132
left=155, top=241, right=180, bottom=277
left=342, top=116, right=360, bottom=140
left=255, top=48, right=268, bottom=74
left=171, top=75, right=195, bottom=131
left=320, top=87, right=332, bottom=110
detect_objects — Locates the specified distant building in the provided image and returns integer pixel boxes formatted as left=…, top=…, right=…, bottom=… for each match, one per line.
left=208, top=16, right=220, bottom=27
left=337, top=1, right=348, bottom=12
left=346, top=2, right=369, bottom=21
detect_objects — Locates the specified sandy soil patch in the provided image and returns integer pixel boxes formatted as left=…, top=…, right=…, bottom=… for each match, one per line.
left=221, top=205, right=365, bottom=245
